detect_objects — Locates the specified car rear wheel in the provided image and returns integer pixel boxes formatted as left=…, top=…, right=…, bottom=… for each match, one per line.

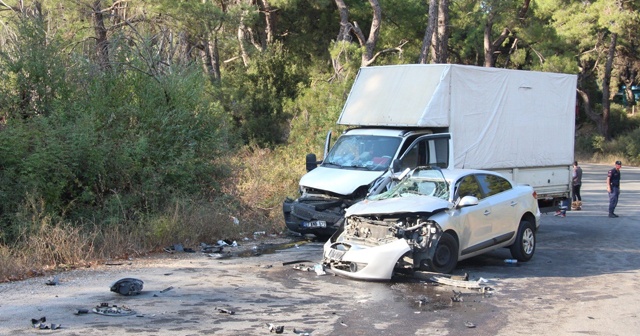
left=425, top=232, right=458, bottom=274
left=509, top=219, right=536, bottom=261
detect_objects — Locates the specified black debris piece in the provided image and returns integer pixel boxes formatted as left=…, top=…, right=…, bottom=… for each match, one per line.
left=267, top=323, right=284, bottom=334
left=160, top=286, right=174, bottom=293
left=45, top=276, right=59, bottom=286
left=217, top=307, right=235, bottom=315
left=110, top=278, right=144, bottom=296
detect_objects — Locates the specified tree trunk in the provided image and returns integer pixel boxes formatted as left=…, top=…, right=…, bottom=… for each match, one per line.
left=418, top=0, right=438, bottom=64
left=361, top=0, right=382, bottom=67
left=91, top=0, right=110, bottom=71
left=577, top=88, right=605, bottom=135
left=602, top=32, right=617, bottom=140
left=483, top=13, right=495, bottom=67
left=259, top=0, right=274, bottom=45
left=435, top=0, right=449, bottom=63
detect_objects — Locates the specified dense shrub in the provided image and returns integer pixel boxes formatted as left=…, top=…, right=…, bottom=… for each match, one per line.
left=0, top=65, right=232, bottom=243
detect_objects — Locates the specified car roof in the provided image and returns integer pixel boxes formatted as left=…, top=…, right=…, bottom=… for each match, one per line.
left=437, top=168, right=507, bottom=181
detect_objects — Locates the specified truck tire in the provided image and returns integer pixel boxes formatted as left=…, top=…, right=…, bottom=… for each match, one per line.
left=425, top=232, right=458, bottom=274
left=509, top=219, right=536, bottom=261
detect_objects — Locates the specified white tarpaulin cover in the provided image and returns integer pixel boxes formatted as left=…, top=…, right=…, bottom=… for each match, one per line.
left=337, top=64, right=577, bottom=169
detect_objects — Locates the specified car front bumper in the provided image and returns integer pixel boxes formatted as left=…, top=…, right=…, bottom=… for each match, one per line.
left=322, top=238, right=412, bottom=280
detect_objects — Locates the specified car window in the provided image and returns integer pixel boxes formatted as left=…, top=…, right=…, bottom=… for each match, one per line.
left=455, top=175, right=484, bottom=199
left=477, top=174, right=512, bottom=197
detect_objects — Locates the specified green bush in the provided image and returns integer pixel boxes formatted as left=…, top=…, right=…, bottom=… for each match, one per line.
left=0, top=64, right=232, bottom=243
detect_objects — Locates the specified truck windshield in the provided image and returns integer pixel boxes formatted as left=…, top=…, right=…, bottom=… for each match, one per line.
left=323, top=135, right=401, bottom=171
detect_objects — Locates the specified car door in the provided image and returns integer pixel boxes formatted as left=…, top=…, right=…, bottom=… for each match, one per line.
left=452, top=174, right=493, bottom=254
left=476, top=173, right=519, bottom=240
left=398, top=134, right=451, bottom=171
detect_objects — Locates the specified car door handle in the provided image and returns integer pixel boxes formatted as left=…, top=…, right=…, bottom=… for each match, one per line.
left=510, top=201, right=518, bottom=206
left=484, top=210, right=491, bottom=216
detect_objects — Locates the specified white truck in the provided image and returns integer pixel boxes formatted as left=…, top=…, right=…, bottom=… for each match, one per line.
left=283, top=64, right=577, bottom=238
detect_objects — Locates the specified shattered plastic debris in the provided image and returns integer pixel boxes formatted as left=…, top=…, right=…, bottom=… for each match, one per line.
left=92, top=303, right=136, bottom=316
left=293, top=264, right=314, bottom=272
left=464, top=321, right=476, bottom=328
left=31, top=317, right=61, bottom=330
left=217, top=240, right=238, bottom=247
left=293, top=328, right=312, bottom=335
left=207, top=253, right=232, bottom=259
left=267, top=323, right=284, bottom=334
left=159, top=286, right=174, bottom=293
left=314, top=264, right=326, bottom=276
left=450, top=290, right=463, bottom=303
left=110, top=278, right=144, bottom=296
left=45, top=275, right=59, bottom=286
left=217, top=308, right=235, bottom=315
left=429, top=276, right=486, bottom=289
left=200, top=243, right=223, bottom=253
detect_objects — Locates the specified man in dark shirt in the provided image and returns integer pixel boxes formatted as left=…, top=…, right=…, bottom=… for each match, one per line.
left=606, top=160, right=622, bottom=218
left=572, top=161, right=583, bottom=210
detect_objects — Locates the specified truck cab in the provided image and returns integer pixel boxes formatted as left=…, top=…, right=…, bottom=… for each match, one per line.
left=282, top=128, right=451, bottom=238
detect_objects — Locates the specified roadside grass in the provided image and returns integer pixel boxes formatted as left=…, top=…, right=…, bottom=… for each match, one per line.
left=0, top=151, right=300, bottom=282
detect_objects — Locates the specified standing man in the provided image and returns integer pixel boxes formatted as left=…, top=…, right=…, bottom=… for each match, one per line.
left=606, top=160, right=622, bottom=218
left=572, top=161, right=583, bottom=210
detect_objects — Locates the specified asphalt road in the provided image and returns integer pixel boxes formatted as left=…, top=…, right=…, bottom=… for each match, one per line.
left=0, top=163, right=638, bottom=336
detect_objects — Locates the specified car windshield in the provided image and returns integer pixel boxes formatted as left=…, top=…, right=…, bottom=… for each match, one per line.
left=370, top=166, right=450, bottom=201
left=323, top=135, right=401, bottom=171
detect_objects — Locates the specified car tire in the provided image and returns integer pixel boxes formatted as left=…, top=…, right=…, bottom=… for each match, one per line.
left=509, top=219, right=536, bottom=261
left=425, top=232, right=458, bottom=274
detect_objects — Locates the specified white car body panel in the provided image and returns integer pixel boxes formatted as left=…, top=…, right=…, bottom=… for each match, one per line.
left=323, top=239, right=411, bottom=281
left=323, top=168, right=541, bottom=280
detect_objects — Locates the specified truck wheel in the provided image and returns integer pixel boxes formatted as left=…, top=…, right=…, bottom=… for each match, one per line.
left=509, top=219, right=536, bottom=261
left=426, top=232, right=458, bottom=274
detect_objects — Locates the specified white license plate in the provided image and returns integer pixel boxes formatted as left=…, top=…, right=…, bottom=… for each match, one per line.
left=302, top=220, right=327, bottom=228
left=326, top=248, right=345, bottom=261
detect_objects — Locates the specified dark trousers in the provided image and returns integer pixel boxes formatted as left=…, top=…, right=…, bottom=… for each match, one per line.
left=572, top=184, right=582, bottom=201
left=608, top=186, right=620, bottom=214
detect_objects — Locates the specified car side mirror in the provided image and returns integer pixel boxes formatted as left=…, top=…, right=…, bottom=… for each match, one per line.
left=391, top=159, right=401, bottom=173
left=306, top=153, right=319, bottom=172
left=456, top=195, right=479, bottom=208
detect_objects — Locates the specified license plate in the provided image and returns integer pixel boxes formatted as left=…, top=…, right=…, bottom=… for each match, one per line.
left=302, top=220, right=327, bottom=228
left=326, top=248, right=345, bottom=261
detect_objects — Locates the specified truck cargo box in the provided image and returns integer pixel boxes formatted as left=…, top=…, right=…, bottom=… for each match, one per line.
left=338, top=64, right=577, bottom=170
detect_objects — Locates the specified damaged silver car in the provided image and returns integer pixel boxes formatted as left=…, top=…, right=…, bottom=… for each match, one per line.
left=323, top=166, right=540, bottom=280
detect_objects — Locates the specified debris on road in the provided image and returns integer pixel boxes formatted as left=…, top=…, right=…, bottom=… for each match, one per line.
left=464, top=321, right=476, bottom=328
left=216, top=307, right=235, bottom=315
left=267, top=323, right=284, bottom=333
left=293, top=264, right=314, bottom=272
left=45, top=275, right=59, bottom=286
left=293, top=328, right=312, bottom=335
left=110, top=278, right=144, bottom=296
left=429, top=276, right=489, bottom=290
left=450, top=290, right=463, bottom=303
left=92, top=303, right=136, bottom=316
left=282, top=260, right=313, bottom=266
left=159, top=286, right=174, bottom=293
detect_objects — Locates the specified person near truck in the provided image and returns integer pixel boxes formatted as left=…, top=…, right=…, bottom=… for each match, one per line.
left=606, top=160, right=622, bottom=218
left=572, top=161, right=583, bottom=210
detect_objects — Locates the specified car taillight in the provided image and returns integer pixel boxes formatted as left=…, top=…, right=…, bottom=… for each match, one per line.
left=532, top=191, right=537, bottom=199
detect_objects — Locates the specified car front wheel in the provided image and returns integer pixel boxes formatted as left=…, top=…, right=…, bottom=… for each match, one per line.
left=425, top=232, right=459, bottom=274
left=509, top=219, right=536, bottom=261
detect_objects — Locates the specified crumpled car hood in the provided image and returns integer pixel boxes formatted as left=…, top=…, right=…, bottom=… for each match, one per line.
left=345, top=195, right=451, bottom=217
left=300, top=166, right=384, bottom=196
